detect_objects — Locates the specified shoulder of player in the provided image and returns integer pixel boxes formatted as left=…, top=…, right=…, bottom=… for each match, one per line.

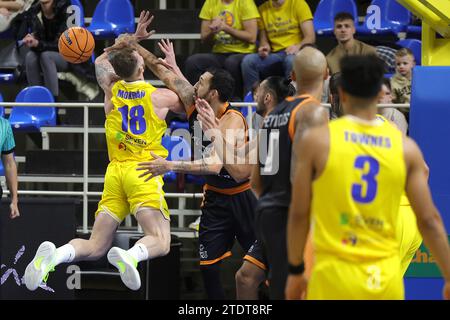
left=150, top=88, right=178, bottom=107
left=294, top=100, right=328, bottom=123
left=403, top=136, right=422, bottom=160
left=220, top=109, right=247, bottom=129
left=300, top=124, right=329, bottom=154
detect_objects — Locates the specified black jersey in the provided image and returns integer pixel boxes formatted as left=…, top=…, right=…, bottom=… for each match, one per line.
left=257, top=95, right=314, bottom=210
left=188, top=102, right=250, bottom=191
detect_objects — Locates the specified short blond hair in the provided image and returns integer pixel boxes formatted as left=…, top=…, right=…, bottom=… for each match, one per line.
left=395, top=48, right=414, bottom=60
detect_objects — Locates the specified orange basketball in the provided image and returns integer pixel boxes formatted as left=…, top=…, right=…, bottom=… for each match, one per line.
left=58, top=27, right=95, bottom=64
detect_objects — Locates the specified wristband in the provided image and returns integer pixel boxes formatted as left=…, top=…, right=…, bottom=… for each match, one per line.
left=288, top=262, right=305, bottom=275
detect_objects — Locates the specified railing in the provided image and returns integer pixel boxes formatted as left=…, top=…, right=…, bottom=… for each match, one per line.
left=0, top=101, right=410, bottom=234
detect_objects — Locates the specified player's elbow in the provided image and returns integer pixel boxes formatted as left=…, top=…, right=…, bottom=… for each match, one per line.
left=416, top=209, right=442, bottom=233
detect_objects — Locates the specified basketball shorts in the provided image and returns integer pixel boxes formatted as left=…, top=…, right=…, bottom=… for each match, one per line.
left=95, top=160, right=170, bottom=223
left=199, top=189, right=262, bottom=267
left=244, top=240, right=267, bottom=271
left=307, top=254, right=404, bottom=300
left=397, top=204, right=422, bottom=275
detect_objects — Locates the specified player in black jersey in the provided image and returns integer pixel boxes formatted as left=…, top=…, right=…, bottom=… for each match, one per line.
left=251, top=47, right=329, bottom=299
left=198, top=47, right=330, bottom=299
left=196, top=76, right=293, bottom=299
left=135, top=42, right=263, bottom=299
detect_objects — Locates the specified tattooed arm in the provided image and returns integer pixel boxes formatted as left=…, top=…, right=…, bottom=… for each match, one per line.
left=136, top=151, right=223, bottom=181
left=131, top=42, right=195, bottom=111
left=95, top=51, right=120, bottom=114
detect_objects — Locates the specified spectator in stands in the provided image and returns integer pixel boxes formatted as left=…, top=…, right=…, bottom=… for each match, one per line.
left=0, top=0, right=32, bottom=32
left=21, top=0, right=97, bottom=101
left=241, top=0, right=315, bottom=95
left=391, top=48, right=414, bottom=105
left=379, top=78, right=408, bottom=135
left=328, top=71, right=342, bottom=119
left=0, top=117, right=19, bottom=219
left=184, top=0, right=260, bottom=100
left=326, top=12, right=376, bottom=75
left=376, top=45, right=397, bottom=74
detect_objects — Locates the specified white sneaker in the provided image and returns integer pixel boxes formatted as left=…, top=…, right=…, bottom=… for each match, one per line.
left=107, top=247, right=141, bottom=291
left=189, top=216, right=201, bottom=232
left=24, top=241, right=56, bottom=291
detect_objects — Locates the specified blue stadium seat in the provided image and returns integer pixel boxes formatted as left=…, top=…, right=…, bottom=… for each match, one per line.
left=314, top=0, right=358, bottom=36
left=357, top=0, right=410, bottom=36
left=161, top=135, right=191, bottom=183
left=169, top=120, right=189, bottom=131
left=396, top=39, right=422, bottom=66
left=0, top=93, right=5, bottom=118
left=0, top=72, right=16, bottom=83
left=240, top=91, right=256, bottom=118
left=9, top=86, right=56, bottom=131
left=70, top=0, right=85, bottom=27
left=87, top=0, right=135, bottom=39
left=406, top=25, right=421, bottom=39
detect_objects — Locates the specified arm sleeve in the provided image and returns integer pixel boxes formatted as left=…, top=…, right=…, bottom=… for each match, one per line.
left=199, top=0, right=212, bottom=20
left=296, top=0, right=313, bottom=23
left=241, top=0, right=260, bottom=21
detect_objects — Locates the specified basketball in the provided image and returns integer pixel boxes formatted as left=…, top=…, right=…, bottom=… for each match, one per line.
left=58, top=27, right=95, bottom=64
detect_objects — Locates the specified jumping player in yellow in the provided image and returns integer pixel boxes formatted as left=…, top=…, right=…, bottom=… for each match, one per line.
left=24, top=12, right=189, bottom=291
left=286, top=55, right=450, bottom=299
left=375, top=114, right=423, bottom=276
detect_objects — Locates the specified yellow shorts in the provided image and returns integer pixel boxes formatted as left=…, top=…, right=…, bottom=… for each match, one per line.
left=307, top=254, right=404, bottom=300
left=397, top=205, right=422, bottom=275
left=95, top=160, right=170, bottom=223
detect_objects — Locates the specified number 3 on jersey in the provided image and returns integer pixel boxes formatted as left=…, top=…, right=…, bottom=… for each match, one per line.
left=351, top=156, right=380, bottom=203
left=118, top=105, right=146, bottom=135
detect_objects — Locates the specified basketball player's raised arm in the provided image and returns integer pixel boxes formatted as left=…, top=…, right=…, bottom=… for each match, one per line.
left=95, top=52, right=120, bottom=114
left=196, top=99, right=256, bottom=182
left=404, top=138, right=450, bottom=298
left=290, top=103, right=329, bottom=182
left=136, top=151, right=223, bottom=180
left=131, top=42, right=195, bottom=111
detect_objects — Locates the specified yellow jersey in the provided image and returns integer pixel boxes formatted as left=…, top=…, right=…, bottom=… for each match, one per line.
left=106, top=80, right=168, bottom=162
left=311, top=115, right=406, bottom=262
left=199, top=0, right=260, bottom=54
left=258, top=0, right=313, bottom=52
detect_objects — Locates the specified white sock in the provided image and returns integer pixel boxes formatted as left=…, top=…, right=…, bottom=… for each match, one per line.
left=127, top=243, right=149, bottom=263
left=55, top=244, right=76, bottom=266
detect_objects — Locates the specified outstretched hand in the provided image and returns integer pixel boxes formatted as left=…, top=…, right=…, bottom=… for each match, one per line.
left=157, top=39, right=177, bottom=71
left=105, top=10, right=155, bottom=52
left=136, top=152, right=172, bottom=182
left=135, top=10, right=155, bottom=41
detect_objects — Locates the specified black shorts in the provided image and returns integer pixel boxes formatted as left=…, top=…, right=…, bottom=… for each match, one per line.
left=243, top=239, right=267, bottom=271
left=199, top=189, right=262, bottom=266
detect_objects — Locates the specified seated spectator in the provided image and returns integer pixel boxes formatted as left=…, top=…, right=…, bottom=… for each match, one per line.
left=391, top=48, right=414, bottom=105
left=326, top=12, right=377, bottom=75
left=379, top=78, right=408, bottom=135
left=0, top=0, right=32, bottom=32
left=241, top=0, right=315, bottom=94
left=376, top=45, right=397, bottom=74
left=328, top=72, right=342, bottom=119
left=184, top=0, right=260, bottom=100
left=21, top=0, right=96, bottom=101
